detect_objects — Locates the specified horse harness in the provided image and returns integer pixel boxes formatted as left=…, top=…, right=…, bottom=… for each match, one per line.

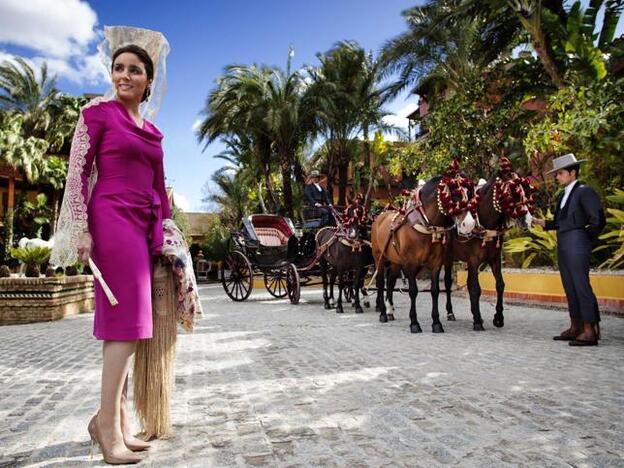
left=387, top=187, right=453, bottom=255
left=315, top=226, right=371, bottom=258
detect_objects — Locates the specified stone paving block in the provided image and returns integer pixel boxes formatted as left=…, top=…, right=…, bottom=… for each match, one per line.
left=0, top=285, right=623, bottom=466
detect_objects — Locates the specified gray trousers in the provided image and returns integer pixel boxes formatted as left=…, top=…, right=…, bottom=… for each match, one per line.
left=557, top=229, right=600, bottom=324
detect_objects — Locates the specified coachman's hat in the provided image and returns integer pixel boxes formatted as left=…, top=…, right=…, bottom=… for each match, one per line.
left=546, top=153, right=587, bottom=175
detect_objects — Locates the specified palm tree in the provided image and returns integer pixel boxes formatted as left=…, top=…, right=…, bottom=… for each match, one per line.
left=307, top=41, right=390, bottom=205
left=203, top=169, right=251, bottom=228
left=212, top=136, right=271, bottom=213
left=198, top=60, right=312, bottom=217
left=0, top=112, right=49, bottom=250
left=39, top=155, right=68, bottom=232
left=0, top=57, right=60, bottom=138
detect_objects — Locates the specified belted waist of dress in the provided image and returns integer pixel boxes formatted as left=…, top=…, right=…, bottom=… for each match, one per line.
left=148, top=189, right=164, bottom=257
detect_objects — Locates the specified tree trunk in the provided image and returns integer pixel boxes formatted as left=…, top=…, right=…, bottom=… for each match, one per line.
left=280, top=152, right=294, bottom=217
left=363, top=126, right=374, bottom=208
left=519, top=16, right=565, bottom=89
left=50, top=190, right=59, bottom=234
left=337, top=161, right=349, bottom=206
left=257, top=182, right=267, bottom=213
left=264, top=166, right=278, bottom=213
left=293, top=158, right=306, bottom=186
left=6, top=175, right=15, bottom=251
left=7, top=175, right=15, bottom=214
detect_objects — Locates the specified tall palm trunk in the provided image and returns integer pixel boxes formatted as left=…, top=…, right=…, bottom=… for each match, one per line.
left=363, top=125, right=374, bottom=207
left=279, top=151, right=294, bottom=217
left=5, top=174, right=15, bottom=251
left=264, top=166, right=279, bottom=213
left=337, top=161, right=349, bottom=206
left=517, top=13, right=565, bottom=89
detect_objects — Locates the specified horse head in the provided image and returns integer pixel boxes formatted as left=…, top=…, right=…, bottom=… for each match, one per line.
left=424, top=160, right=477, bottom=236
left=482, top=157, right=536, bottom=231
left=342, top=195, right=370, bottom=241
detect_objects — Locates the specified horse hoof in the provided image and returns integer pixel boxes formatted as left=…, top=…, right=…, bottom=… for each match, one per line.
left=324, top=303, right=332, bottom=310
left=493, top=317, right=504, bottom=328
left=363, top=301, right=370, bottom=308
left=387, top=314, right=395, bottom=321
left=410, top=324, right=422, bottom=333
left=473, top=322, right=485, bottom=331
left=432, top=323, right=445, bottom=333
left=379, top=314, right=388, bottom=323
left=355, top=307, right=364, bottom=314
left=336, top=307, right=344, bottom=314
left=447, top=313, right=456, bottom=321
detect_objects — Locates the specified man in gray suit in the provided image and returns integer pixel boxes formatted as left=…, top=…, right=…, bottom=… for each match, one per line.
left=533, top=154, right=606, bottom=346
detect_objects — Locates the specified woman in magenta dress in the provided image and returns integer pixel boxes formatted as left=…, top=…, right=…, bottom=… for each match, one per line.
left=52, top=38, right=169, bottom=464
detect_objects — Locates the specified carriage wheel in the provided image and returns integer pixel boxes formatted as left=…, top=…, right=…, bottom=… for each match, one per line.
left=264, top=270, right=288, bottom=298
left=285, top=263, right=300, bottom=305
left=221, top=250, right=253, bottom=301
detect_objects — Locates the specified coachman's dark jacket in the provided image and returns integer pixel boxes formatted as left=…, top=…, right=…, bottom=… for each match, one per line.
left=545, top=183, right=605, bottom=241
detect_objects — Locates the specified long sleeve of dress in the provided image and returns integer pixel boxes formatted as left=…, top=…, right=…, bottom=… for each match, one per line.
left=49, top=99, right=106, bottom=268
left=154, top=157, right=171, bottom=219
left=80, top=105, right=106, bottom=221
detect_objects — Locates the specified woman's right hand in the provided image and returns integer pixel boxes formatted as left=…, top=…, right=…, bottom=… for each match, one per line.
left=77, top=232, right=93, bottom=264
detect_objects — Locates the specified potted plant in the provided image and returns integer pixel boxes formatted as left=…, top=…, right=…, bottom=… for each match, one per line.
left=9, top=246, right=52, bottom=278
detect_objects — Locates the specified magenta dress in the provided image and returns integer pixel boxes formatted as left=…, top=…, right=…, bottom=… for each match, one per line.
left=80, top=99, right=171, bottom=340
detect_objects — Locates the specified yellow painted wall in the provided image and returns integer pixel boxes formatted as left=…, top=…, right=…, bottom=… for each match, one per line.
left=456, top=270, right=624, bottom=301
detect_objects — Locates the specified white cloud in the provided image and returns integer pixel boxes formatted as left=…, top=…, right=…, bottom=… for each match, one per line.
left=174, top=192, right=191, bottom=212
left=191, top=118, right=203, bottom=132
left=0, top=0, right=98, bottom=58
left=0, top=0, right=108, bottom=87
left=382, top=103, right=418, bottom=130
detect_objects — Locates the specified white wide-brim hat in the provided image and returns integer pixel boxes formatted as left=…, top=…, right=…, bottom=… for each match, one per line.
left=546, top=153, right=587, bottom=175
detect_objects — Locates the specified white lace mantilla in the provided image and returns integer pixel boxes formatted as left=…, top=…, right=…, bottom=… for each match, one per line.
left=50, top=97, right=107, bottom=267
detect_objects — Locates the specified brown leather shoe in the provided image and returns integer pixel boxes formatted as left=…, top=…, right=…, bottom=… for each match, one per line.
left=568, top=322, right=598, bottom=346
left=569, top=338, right=598, bottom=346
left=553, top=329, right=581, bottom=341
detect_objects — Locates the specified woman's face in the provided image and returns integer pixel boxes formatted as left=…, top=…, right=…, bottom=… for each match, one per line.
left=112, top=52, right=151, bottom=103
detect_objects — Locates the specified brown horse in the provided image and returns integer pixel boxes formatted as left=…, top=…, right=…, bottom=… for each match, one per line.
left=444, top=158, right=535, bottom=330
left=317, top=205, right=374, bottom=314
left=371, top=164, right=477, bottom=333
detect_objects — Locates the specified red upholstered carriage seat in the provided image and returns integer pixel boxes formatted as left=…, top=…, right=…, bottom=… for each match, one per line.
left=254, top=227, right=289, bottom=246
left=249, top=215, right=294, bottom=247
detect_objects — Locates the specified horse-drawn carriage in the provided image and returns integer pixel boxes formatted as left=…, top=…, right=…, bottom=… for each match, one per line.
left=220, top=206, right=341, bottom=304
left=220, top=214, right=301, bottom=304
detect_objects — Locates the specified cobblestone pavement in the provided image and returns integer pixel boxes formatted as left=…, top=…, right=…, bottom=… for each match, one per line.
left=1, top=284, right=623, bottom=467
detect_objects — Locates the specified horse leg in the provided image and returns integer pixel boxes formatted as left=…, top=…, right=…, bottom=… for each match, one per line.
left=329, top=269, right=337, bottom=308
left=336, top=272, right=344, bottom=314
left=376, top=263, right=388, bottom=322
left=430, top=266, right=444, bottom=333
left=360, top=269, right=370, bottom=308
left=407, top=270, right=422, bottom=333
left=354, top=267, right=364, bottom=314
left=467, top=261, right=485, bottom=331
left=321, top=259, right=332, bottom=310
left=491, top=256, right=505, bottom=328
left=444, top=257, right=456, bottom=321
left=386, top=265, right=399, bottom=320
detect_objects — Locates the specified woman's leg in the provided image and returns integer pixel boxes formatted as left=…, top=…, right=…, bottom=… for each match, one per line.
left=99, top=340, right=137, bottom=457
left=121, top=374, right=151, bottom=448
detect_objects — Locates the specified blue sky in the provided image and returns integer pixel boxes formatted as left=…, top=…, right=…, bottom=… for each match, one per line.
left=1, top=1, right=619, bottom=211
left=0, top=0, right=420, bottom=211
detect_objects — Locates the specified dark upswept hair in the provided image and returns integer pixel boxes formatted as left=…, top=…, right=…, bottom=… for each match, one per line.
left=111, top=44, right=154, bottom=102
left=567, top=164, right=581, bottom=177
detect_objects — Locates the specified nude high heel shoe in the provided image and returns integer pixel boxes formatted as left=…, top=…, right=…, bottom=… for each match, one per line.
left=87, top=414, right=142, bottom=465
left=124, top=433, right=151, bottom=452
